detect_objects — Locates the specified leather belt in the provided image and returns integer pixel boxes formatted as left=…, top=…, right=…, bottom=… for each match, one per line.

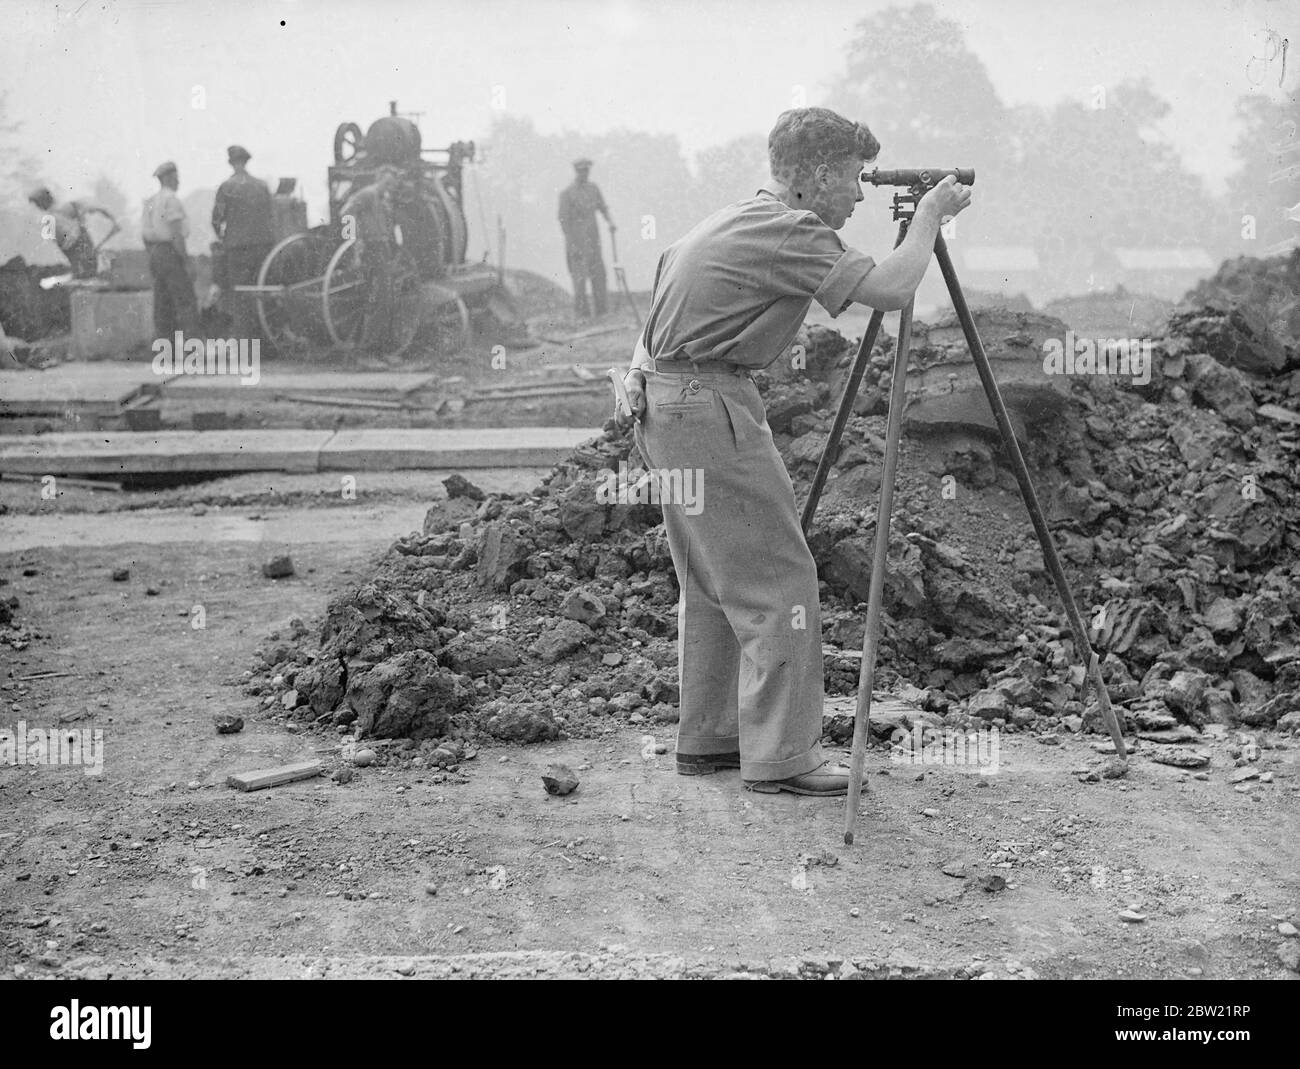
left=653, top=359, right=748, bottom=376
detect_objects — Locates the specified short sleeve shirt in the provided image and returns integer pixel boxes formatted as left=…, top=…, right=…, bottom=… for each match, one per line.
left=640, top=189, right=875, bottom=370
left=142, top=189, right=188, bottom=242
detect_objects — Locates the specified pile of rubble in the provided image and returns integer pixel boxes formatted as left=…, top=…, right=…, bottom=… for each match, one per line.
left=1184, top=250, right=1300, bottom=372
left=245, top=257, right=1300, bottom=763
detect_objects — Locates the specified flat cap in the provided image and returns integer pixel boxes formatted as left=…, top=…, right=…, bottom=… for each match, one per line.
left=27, top=186, right=52, bottom=203
left=153, top=161, right=178, bottom=178
left=227, top=145, right=251, bottom=163
left=573, top=157, right=593, bottom=169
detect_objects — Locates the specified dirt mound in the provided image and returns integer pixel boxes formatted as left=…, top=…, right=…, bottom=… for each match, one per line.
left=952, top=286, right=1035, bottom=314
left=245, top=271, right=1300, bottom=763
left=502, top=267, right=573, bottom=319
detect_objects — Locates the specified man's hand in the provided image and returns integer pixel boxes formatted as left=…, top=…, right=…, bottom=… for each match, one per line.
left=615, top=368, right=646, bottom=428
left=917, top=174, right=972, bottom=223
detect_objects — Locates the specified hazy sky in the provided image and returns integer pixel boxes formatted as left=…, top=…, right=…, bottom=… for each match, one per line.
left=2, top=0, right=1296, bottom=218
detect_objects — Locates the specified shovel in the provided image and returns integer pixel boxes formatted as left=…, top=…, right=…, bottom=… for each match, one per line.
left=609, top=229, right=643, bottom=329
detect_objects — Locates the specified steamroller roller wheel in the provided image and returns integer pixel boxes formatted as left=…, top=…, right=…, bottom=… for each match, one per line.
left=255, top=232, right=326, bottom=356
left=321, top=240, right=369, bottom=349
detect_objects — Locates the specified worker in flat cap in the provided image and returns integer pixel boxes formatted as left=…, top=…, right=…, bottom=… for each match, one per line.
left=558, top=157, right=616, bottom=319
left=141, top=161, right=198, bottom=340
left=615, top=107, right=971, bottom=797
left=27, top=185, right=119, bottom=279
left=212, top=145, right=275, bottom=337
left=340, top=165, right=403, bottom=351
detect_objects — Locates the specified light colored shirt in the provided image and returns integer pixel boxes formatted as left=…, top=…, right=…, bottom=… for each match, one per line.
left=142, top=188, right=188, bottom=243
left=640, top=190, right=875, bottom=370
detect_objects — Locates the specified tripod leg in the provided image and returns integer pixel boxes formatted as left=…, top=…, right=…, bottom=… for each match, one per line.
left=843, top=296, right=914, bottom=845
left=801, top=309, right=886, bottom=534
left=801, top=219, right=909, bottom=534
left=931, top=234, right=1127, bottom=758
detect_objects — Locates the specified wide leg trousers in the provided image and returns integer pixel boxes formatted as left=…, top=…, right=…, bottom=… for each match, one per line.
left=147, top=243, right=198, bottom=340
left=634, top=366, right=826, bottom=781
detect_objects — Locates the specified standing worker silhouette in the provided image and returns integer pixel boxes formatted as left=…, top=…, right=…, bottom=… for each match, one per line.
left=559, top=157, right=616, bottom=320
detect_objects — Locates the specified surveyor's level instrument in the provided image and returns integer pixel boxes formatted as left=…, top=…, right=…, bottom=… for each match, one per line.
left=798, top=167, right=1129, bottom=845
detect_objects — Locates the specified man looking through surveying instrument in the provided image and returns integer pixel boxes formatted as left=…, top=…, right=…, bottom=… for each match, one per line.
left=614, top=106, right=970, bottom=797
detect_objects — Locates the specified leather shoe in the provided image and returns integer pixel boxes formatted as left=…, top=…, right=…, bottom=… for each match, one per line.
left=745, top=761, right=863, bottom=796
left=676, top=751, right=741, bottom=776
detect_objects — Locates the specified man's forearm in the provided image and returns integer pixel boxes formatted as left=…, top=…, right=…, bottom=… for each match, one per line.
left=850, top=204, right=942, bottom=311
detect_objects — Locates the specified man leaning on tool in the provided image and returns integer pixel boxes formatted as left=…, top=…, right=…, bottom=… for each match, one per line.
left=559, top=157, right=615, bottom=319
left=616, top=106, right=971, bottom=797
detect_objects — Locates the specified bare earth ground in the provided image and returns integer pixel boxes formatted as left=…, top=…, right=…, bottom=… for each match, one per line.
left=2, top=493, right=1298, bottom=980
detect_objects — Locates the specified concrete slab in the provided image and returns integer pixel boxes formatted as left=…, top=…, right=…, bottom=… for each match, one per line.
left=0, top=429, right=333, bottom=475
left=318, top=427, right=597, bottom=470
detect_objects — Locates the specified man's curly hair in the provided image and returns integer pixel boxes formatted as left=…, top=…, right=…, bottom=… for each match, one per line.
left=768, top=107, right=881, bottom=187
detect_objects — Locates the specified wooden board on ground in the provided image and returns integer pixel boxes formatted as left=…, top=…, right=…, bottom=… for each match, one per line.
left=160, top=369, right=435, bottom=400
left=318, top=427, right=596, bottom=471
left=0, top=429, right=335, bottom=474
left=227, top=760, right=323, bottom=792
left=0, top=426, right=601, bottom=475
left=0, top=363, right=167, bottom=416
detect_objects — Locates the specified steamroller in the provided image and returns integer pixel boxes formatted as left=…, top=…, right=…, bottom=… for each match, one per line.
left=244, top=102, right=525, bottom=361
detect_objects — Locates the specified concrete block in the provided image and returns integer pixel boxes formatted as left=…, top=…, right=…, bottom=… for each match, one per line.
left=100, top=248, right=152, bottom=289
left=71, top=289, right=154, bottom=359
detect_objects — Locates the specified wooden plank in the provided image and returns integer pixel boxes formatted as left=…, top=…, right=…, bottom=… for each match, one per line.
left=0, top=429, right=333, bottom=475
left=161, top=370, right=434, bottom=400
left=539, top=323, right=633, bottom=345
left=277, top=393, right=412, bottom=410
left=318, top=427, right=597, bottom=471
left=0, top=364, right=168, bottom=415
left=0, top=472, right=123, bottom=491
left=0, top=427, right=598, bottom=475
left=465, top=385, right=605, bottom=404
left=226, top=760, right=323, bottom=792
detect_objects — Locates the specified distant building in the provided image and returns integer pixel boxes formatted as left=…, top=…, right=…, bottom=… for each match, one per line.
left=1098, top=247, right=1216, bottom=299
